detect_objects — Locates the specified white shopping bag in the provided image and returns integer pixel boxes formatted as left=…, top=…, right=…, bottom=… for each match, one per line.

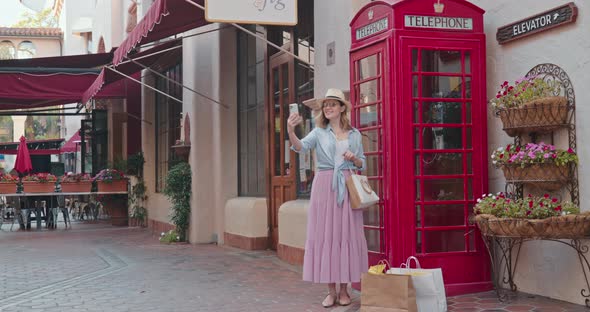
left=386, top=256, right=447, bottom=312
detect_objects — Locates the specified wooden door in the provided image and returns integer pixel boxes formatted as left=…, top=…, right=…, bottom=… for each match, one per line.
left=268, top=52, right=296, bottom=249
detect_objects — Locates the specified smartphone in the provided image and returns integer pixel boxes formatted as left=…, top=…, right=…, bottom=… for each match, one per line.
left=289, top=103, right=299, bottom=115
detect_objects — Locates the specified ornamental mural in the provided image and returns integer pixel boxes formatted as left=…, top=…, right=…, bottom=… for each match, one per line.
left=0, top=116, right=13, bottom=142
left=24, top=115, right=60, bottom=141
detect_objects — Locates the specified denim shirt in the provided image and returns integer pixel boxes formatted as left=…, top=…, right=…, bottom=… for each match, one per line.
left=291, top=125, right=366, bottom=207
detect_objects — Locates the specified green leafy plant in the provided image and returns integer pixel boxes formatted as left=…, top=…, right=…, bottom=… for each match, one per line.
left=474, top=192, right=579, bottom=219
left=127, top=152, right=145, bottom=177
left=490, top=77, right=561, bottom=109
left=163, top=162, right=191, bottom=242
left=129, top=178, right=148, bottom=227
left=491, top=142, right=577, bottom=168
left=159, top=230, right=180, bottom=243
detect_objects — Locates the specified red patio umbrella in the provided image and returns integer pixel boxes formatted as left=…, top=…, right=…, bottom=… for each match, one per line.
left=15, top=136, right=33, bottom=175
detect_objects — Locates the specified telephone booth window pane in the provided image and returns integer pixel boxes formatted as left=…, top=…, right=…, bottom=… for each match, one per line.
left=365, top=155, right=381, bottom=177
left=414, top=128, right=420, bottom=149
left=416, top=231, right=422, bottom=252
left=466, top=102, right=472, bottom=124
left=423, top=153, right=463, bottom=175
left=362, top=129, right=380, bottom=152
left=358, top=54, right=380, bottom=80
left=424, top=231, right=465, bottom=253
left=360, top=105, right=379, bottom=128
left=423, top=179, right=464, bottom=201
left=424, top=205, right=464, bottom=226
left=465, top=77, right=472, bottom=98
left=422, top=127, right=462, bottom=149
left=422, top=76, right=462, bottom=98
left=416, top=205, right=421, bottom=227
left=466, top=127, right=472, bottom=149
left=421, top=50, right=461, bottom=73
left=365, top=229, right=381, bottom=252
left=415, top=180, right=421, bottom=201
left=368, top=180, right=381, bottom=197
left=413, top=101, right=419, bottom=123
left=467, top=153, right=473, bottom=174
left=414, top=154, right=420, bottom=175
left=467, top=178, right=473, bottom=200
left=359, top=80, right=379, bottom=103
left=422, top=102, right=462, bottom=124
left=412, top=75, right=419, bottom=97
left=412, top=48, right=418, bottom=72
left=469, top=233, right=476, bottom=251
left=363, top=205, right=380, bottom=227
left=465, top=51, right=471, bottom=74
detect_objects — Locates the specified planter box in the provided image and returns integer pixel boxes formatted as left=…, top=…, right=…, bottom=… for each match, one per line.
left=61, top=181, right=92, bottom=193
left=23, top=182, right=55, bottom=193
left=498, top=96, right=569, bottom=137
left=0, top=183, right=16, bottom=194
left=97, top=180, right=128, bottom=193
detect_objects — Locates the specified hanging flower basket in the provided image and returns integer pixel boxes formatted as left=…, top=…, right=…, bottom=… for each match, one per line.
left=475, top=213, right=590, bottom=238
left=498, top=96, right=569, bottom=137
left=501, top=163, right=570, bottom=190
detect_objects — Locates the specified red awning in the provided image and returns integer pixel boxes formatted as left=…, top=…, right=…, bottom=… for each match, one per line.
left=83, top=39, right=182, bottom=103
left=113, top=0, right=206, bottom=65
left=60, top=130, right=81, bottom=153
left=0, top=52, right=126, bottom=110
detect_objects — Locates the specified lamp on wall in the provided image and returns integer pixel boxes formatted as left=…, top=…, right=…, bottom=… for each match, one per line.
left=434, top=0, right=444, bottom=13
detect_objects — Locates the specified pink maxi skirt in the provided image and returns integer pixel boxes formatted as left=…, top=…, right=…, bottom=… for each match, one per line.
left=302, top=170, right=369, bottom=283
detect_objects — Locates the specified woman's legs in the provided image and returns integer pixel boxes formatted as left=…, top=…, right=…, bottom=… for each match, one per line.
left=338, top=283, right=351, bottom=305
left=322, top=283, right=337, bottom=307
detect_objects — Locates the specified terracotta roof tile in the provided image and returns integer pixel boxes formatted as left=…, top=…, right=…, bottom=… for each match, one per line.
left=0, top=27, right=62, bottom=38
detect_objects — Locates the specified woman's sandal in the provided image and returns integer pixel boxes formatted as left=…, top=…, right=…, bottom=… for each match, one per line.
left=322, top=294, right=337, bottom=308
left=338, top=293, right=352, bottom=306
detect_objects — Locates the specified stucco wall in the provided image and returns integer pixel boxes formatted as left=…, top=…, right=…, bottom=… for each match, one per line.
left=0, top=37, right=60, bottom=58
left=61, top=0, right=94, bottom=55
left=470, top=0, right=589, bottom=304
left=183, top=24, right=238, bottom=244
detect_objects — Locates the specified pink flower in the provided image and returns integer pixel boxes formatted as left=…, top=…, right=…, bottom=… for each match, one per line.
left=543, top=153, right=550, bottom=159
left=568, top=148, right=574, bottom=153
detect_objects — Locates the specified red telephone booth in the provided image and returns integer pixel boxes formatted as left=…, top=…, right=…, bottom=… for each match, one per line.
left=350, top=0, right=490, bottom=295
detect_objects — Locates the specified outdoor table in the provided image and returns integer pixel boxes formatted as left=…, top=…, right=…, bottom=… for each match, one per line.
left=1, top=191, right=128, bottom=230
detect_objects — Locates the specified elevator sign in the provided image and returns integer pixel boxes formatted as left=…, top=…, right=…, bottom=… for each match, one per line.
left=496, top=3, right=577, bottom=45
left=404, top=15, right=473, bottom=31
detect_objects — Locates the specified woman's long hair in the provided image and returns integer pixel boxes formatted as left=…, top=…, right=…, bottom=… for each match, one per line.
left=315, top=102, right=352, bottom=131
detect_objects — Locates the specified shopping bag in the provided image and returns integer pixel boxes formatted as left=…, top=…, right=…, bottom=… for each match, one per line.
left=346, top=169, right=380, bottom=209
left=386, top=257, right=447, bottom=312
left=361, top=272, right=418, bottom=312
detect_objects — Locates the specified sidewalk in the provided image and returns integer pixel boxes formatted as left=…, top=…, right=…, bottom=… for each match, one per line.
left=0, top=223, right=587, bottom=311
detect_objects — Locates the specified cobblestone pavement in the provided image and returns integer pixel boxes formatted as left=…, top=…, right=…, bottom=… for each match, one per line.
left=0, top=223, right=588, bottom=312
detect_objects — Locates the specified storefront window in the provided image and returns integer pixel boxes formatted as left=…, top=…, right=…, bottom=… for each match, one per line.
left=237, top=25, right=266, bottom=196
left=155, top=62, right=183, bottom=192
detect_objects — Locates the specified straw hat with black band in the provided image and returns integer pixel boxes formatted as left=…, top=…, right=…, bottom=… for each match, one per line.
left=317, top=88, right=351, bottom=112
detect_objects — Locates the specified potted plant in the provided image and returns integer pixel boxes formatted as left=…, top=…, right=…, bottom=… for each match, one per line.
left=490, top=77, right=568, bottom=137
left=60, top=173, right=92, bottom=193
left=473, top=192, right=586, bottom=238
left=0, top=173, right=17, bottom=194
left=22, top=173, right=57, bottom=193
left=163, top=162, right=191, bottom=242
left=94, top=169, right=128, bottom=193
left=491, top=142, right=577, bottom=190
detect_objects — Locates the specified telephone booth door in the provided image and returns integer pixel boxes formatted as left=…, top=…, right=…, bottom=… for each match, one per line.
left=351, top=0, right=490, bottom=295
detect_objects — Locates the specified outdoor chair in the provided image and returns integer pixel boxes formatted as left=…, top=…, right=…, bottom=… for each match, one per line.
left=49, top=196, right=70, bottom=229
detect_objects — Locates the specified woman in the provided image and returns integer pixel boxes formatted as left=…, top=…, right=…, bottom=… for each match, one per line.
left=287, top=88, right=369, bottom=308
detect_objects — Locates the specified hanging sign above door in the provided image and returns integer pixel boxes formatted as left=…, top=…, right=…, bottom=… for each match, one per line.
left=205, top=0, right=297, bottom=26
left=496, top=3, right=577, bottom=45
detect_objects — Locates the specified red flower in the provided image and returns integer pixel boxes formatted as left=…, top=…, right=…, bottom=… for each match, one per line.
left=543, top=194, right=550, bottom=198
left=526, top=211, right=532, bottom=216
left=528, top=201, right=533, bottom=208
left=552, top=154, right=557, bottom=159
left=499, top=154, right=504, bottom=159
left=516, top=146, right=521, bottom=152
left=568, top=148, right=574, bottom=153
left=552, top=198, right=558, bottom=203
left=555, top=206, right=562, bottom=212
left=496, top=94, right=501, bottom=99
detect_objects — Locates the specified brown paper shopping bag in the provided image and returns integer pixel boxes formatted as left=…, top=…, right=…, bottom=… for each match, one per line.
left=361, top=273, right=418, bottom=312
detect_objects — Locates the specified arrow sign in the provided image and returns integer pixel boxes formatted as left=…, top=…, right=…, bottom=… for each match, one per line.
left=496, top=3, right=577, bottom=45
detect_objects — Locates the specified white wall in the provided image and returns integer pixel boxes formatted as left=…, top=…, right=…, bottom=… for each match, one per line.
left=470, top=0, right=589, bottom=304
left=183, top=24, right=238, bottom=243
left=61, top=0, right=94, bottom=55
